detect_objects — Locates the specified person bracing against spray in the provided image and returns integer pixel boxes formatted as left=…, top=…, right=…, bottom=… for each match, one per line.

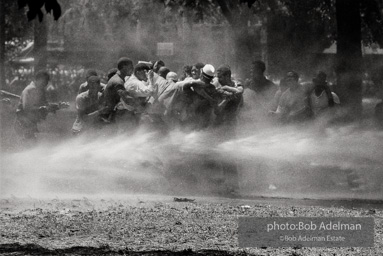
left=72, top=76, right=104, bottom=134
left=270, top=71, right=312, bottom=123
left=213, top=64, right=244, bottom=128
left=308, top=71, right=337, bottom=117
left=15, top=70, right=69, bottom=140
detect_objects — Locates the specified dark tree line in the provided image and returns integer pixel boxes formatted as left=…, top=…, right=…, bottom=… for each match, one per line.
left=2, top=0, right=383, bottom=118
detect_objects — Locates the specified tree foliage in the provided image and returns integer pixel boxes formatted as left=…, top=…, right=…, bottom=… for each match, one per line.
left=3, top=0, right=33, bottom=62
left=14, top=0, right=383, bottom=51
left=5, top=0, right=33, bottom=41
left=17, top=0, right=61, bottom=21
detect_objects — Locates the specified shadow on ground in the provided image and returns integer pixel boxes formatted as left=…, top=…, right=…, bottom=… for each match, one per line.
left=0, top=243, right=247, bottom=256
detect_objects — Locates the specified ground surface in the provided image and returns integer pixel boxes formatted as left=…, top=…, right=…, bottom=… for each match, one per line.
left=1, top=99, right=383, bottom=255
left=0, top=194, right=382, bottom=256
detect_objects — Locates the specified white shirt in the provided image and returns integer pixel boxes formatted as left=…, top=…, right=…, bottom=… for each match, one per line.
left=124, top=75, right=153, bottom=98
left=310, top=90, right=330, bottom=115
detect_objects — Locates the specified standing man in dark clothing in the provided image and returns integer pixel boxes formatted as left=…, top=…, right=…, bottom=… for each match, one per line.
left=245, top=60, right=277, bottom=115
left=101, top=57, right=134, bottom=122
left=212, top=65, right=243, bottom=196
left=249, top=60, right=275, bottom=94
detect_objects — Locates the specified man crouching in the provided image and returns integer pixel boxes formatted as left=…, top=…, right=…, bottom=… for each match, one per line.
left=72, top=76, right=103, bottom=134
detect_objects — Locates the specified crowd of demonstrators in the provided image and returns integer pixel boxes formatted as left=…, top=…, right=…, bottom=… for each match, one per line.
left=11, top=58, right=347, bottom=145
left=269, top=70, right=340, bottom=124
left=10, top=57, right=347, bottom=195
left=53, top=58, right=345, bottom=135
left=9, top=58, right=346, bottom=144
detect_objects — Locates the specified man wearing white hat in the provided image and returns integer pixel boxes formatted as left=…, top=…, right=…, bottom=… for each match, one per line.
left=153, top=64, right=217, bottom=130
left=192, top=64, right=218, bottom=103
left=188, top=64, right=221, bottom=129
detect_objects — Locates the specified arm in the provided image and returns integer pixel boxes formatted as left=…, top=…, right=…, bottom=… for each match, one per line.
left=179, top=79, right=206, bottom=90
left=75, top=95, right=88, bottom=119
left=116, top=83, right=133, bottom=101
left=270, top=90, right=282, bottom=112
left=275, top=104, right=288, bottom=115
left=221, top=85, right=244, bottom=94
left=86, top=109, right=100, bottom=117
left=126, top=80, right=153, bottom=98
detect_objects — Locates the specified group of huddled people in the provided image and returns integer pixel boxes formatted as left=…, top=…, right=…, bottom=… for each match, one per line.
left=9, top=58, right=345, bottom=196
left=70, top=58, right=248, bottom=136
left=13, top=57, right=341, bottom=141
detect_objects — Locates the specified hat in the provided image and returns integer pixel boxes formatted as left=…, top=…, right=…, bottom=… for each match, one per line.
left=285, top=71, right=299, bottom=81
left=202, top=64, right=215, bottom=79
left=166, top=71, right=178, bottom=81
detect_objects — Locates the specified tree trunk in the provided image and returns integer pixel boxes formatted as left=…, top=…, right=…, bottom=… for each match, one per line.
left=216, top=0, right=253, bottom=79
left=335, top=0, right=363, bottom=118
left=0, top=0, right=5, bottom=89
left=33, top=18, right=48, bottom=71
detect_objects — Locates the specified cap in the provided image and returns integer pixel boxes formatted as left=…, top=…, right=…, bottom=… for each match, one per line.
left=166, top=71, right=178, bottom=81
left=202, top=64, right=215, bottom=79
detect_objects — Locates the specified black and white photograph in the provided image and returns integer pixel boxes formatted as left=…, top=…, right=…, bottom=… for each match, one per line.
left=0, top=0, right=382, bottom=255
